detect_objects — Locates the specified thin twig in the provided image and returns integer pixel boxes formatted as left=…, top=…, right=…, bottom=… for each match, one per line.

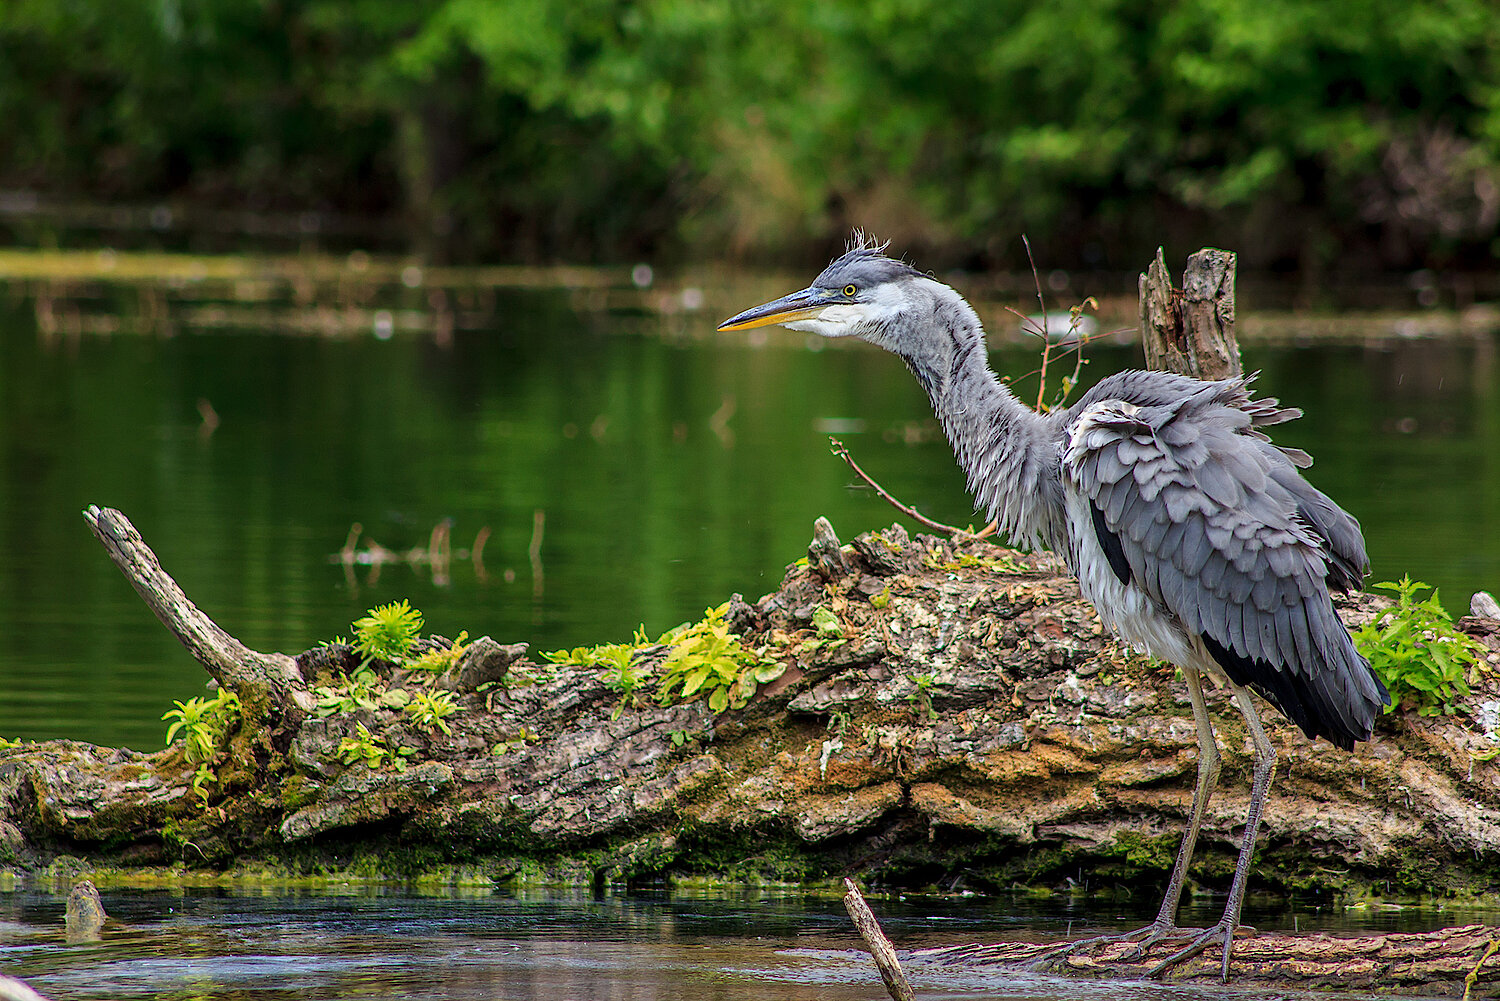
left=830, top=437, right=960, bottom=534
left=1003, top=303, right=1108, bottom=413
left=842, top=878, right=916, bottom=1001
left=1021, top=235, right=1051, bottom=412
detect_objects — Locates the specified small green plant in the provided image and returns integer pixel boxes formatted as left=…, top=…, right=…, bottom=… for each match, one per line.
left=313, top=672, right=382, bottom=717
left=404, top=690, right=459, bottom=735
left=923, top=548, right=1028, bottom=574
left=545, top=609, right=784, bottom=718
left=598, top=647, right=647, bottom=719
left=352, top=599, right=424, bottom=666
left=189, top=763, right=217, bottom=805
left=544, top=633, right=653, bottom=718
left=826, top=710, right=851, bottom=737
left=543, top=632, right=643, bottom=671
left=1355, top=576, right=1487, bottom=716
left=907, top=672, right=939, bottom=722
left=657, top=603, right=786, bottom=714
left=491, top=726, right=539, bottom=756
left=405, top=631, right=470, bottom=675
left=337, top=723, right=413, bottom=771
left=162, top=689, right=242, bottom=763
left=801, top=605, right=847, bottom=652
left=0, top=736, right=21, bottom=750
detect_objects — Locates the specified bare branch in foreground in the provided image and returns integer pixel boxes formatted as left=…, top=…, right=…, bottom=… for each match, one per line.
left=843, top=879, right=916, bottom=1001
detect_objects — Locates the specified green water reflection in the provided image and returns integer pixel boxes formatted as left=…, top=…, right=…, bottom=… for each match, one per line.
left=0, top=291, right=1496, bottom=749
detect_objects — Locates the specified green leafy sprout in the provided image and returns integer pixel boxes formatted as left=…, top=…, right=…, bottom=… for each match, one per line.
left=907, top=672, right=939, bottom=722
left=314, top=672, right=381, bottom=717
left=161, top=688, right=242, bottom=806
left=162, top=689, right=242, bottom=764
left=337, top=723, right=413, bottom=771
left=352, top=599, right=423, bottom=666
left=491, top=726, right=539, bottom=756
left=544, top=631, right=650, bottom=719
left=545, top=604, right=786, bottom=716
left=1354, top=576, right=1488, bottom=717
left=404, top=690, right=459, bottom=735
left=656, top=604, right=785, bottom=714
left=923, top=547, right=1029, bottom=574
left=405, top=631, right=470, bottom=675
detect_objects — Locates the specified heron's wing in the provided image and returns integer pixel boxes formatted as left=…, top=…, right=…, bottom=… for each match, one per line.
left=1064, top=381, right=1387, bottom=748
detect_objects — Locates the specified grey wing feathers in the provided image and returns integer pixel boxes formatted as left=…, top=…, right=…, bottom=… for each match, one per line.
left=1064, top=374, right=1389, bottom=748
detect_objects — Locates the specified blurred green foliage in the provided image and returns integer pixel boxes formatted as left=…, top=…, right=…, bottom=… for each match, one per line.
left=0, top=0, right=1495, bottom=268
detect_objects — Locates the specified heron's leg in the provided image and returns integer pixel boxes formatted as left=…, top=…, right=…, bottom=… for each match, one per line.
left=1151, top=664, right=1220, bottom=928
left=1026, top=664, right=1220, bottom=970
left=1148, top=684, right=1277, bottom=981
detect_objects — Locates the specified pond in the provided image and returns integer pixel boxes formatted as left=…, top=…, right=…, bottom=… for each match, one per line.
left=0, top=886, right=1490, bottom=1000
left=0, top=265, right=1497, bottom=751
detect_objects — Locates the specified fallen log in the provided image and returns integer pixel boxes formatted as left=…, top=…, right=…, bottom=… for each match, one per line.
left=913, top=924, right=1500, bottom=994
left=2, top=508, right=1500, bottom=993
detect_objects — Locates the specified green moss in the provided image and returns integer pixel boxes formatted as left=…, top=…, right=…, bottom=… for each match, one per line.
left=279, top=774, right=320, bottom=811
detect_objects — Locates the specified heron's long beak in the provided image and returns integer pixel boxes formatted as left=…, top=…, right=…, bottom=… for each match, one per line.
left=717, top=286, right=832, bottom=331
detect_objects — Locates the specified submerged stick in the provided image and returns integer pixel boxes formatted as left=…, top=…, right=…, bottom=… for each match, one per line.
left=842, top=878, right=916, bottom=1001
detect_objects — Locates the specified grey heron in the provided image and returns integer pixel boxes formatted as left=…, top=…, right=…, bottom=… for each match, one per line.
left=718, top=234, right=1389, bottom=979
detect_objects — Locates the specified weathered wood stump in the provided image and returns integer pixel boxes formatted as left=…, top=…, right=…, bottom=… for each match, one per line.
left=1140, top=247, right=1242, bottom=381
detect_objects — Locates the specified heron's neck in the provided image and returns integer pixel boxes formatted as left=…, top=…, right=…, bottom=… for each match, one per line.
left=897, top=283, right=1066, bottom=551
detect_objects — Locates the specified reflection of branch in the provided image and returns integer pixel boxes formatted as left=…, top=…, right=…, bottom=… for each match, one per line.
left=830, top=437, right=995, bottom=539
left=528, top=509, right=546, bottom=602
left=336, top=521, right=490, bottom=591
left=708, top=394, right=736, bottom=447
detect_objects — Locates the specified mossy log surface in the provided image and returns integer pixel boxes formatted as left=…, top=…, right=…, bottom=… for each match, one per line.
left=4, top=507, right=1500, bottom=993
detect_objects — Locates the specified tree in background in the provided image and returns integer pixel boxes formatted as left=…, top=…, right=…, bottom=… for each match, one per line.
left=0, top=0, right=1495, bottom=271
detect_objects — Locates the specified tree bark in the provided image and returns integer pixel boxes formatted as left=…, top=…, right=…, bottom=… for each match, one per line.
left=1139, top=247, right=1242, bottom=380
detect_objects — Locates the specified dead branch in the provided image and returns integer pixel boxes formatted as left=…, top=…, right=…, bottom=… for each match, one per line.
left=843, top=879, right=915, bottom=1001
left=83, top=505, right=311, bottom=712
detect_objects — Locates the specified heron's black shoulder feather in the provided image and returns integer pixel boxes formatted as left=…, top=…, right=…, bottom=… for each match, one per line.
left=1090, top=500, right=1132, bottom=586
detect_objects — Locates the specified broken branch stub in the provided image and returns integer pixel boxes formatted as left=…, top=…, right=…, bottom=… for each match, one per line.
left=1139, top=247, right=1242, bottom=381
left=82, top=505, right=311, bottom=712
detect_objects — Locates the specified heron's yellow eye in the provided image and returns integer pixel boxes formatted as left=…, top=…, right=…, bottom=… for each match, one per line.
left=843, top=284, right=857, bottom=297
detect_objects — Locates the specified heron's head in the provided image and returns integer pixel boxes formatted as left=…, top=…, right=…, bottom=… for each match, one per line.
left=717, top=234, right=926, bottom=343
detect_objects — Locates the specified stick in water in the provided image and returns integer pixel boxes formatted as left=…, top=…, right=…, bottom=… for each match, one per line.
left=842, top=878, right=916, bottom=1001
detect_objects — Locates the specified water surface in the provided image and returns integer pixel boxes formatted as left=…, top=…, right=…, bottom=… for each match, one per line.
left=0, top=281, right=1495, bottom=750
left=0, top=887, right=1486, bottom=1000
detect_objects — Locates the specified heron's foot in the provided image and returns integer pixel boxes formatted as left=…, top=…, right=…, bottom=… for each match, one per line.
left=1024, top=920, right=1199, bottom=972
left=1145, top=917, right=1254, bottom=981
